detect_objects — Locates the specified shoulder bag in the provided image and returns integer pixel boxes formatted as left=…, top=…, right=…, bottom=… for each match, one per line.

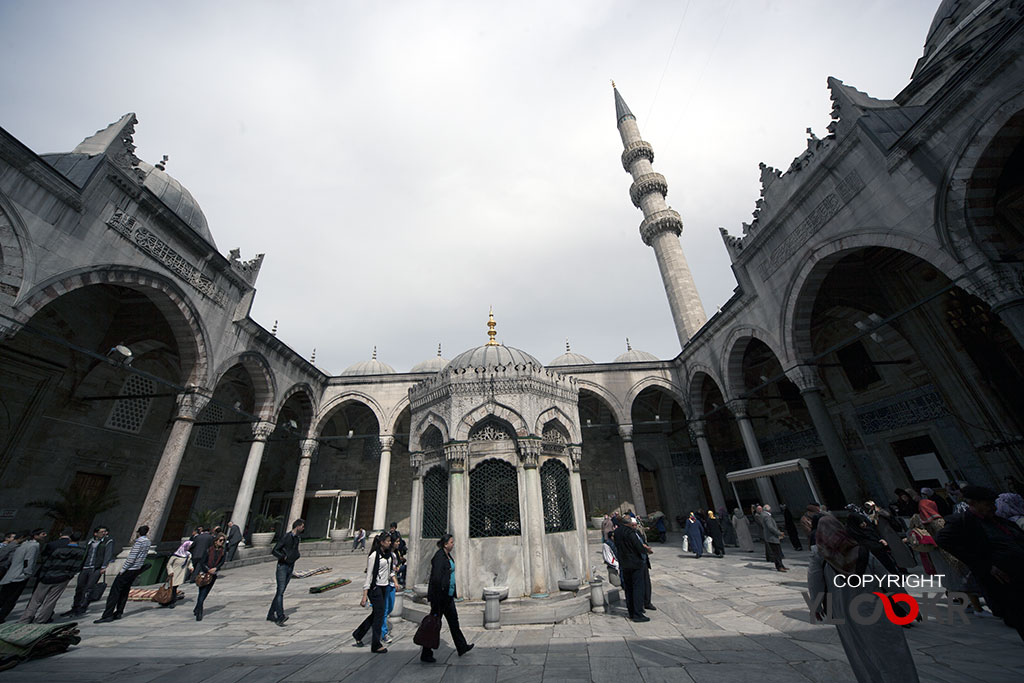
left=413, top=612, right=441, bottom=650
left=153, top=579, right=174, bottom=605
left=195, top=571, right=214, bottom=587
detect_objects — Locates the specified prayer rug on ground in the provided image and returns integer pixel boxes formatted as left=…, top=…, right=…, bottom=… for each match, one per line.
left=127, top=587, right=184, bottom=601
left=294, top=566, right=331, bottom=579
left=309, top=578, right=351, bottom=593
left=0, top=622, right=81, bottom=671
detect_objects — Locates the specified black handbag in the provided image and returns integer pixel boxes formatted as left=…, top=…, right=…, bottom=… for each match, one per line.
left=88, top=577, right=107, bottom=602
left=413, top=613, right=441, bottom=650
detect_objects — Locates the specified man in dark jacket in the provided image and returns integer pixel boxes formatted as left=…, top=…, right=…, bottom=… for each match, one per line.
left=64, top=525, right=115, bottom=617
left=225, top=522, right=243, bottom=561
left=189, top=528, right=214, bottom=581
left=19, top=531, right=87, bottom=623
left=267, top=519, right=303, bottom=626
left=613, top=516, right=649, bottom=622
left=937, top=485, right=1024, bottom=641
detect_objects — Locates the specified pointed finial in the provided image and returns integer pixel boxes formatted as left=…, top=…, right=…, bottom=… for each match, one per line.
left=155, top=154, right=168, bottom=171
left=372, top=346, right=377, bottom=360
left=271, top=320, right=278, bottom=336
left=566, top=338, right=571, bottom=353
left=626, top=337, right=632, bottom=351
left=486, top=308, right=498, bottom=346
left=611, top=79, right=616, bottom=89
left=311, top=348, right=316, bottom=364
left=437, top=343, right=442, bottom=357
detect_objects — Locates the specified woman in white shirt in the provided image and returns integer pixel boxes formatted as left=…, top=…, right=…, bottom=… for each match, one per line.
left=350, top=534, right=394, bottom=653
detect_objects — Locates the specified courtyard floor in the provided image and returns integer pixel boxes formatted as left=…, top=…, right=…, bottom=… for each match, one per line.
left=8, top=533, right=1024, bottom=682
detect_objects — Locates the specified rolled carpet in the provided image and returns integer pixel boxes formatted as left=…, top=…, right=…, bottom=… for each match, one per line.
left=0, top=622, right=81, bottom=671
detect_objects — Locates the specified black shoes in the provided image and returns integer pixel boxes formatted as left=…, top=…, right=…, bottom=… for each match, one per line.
left=632, top=615, right=651, bottom=623
left=352, top=631, right=365, bottom=647
left=372, top=647, right=388, bottom=654
left=457, top=644, right=475, bottom=657
left=645, top=604, right=657, bottom=611
left=421, top=654, right=437, bottom=663
left=93, top=616, right=114, bottom=624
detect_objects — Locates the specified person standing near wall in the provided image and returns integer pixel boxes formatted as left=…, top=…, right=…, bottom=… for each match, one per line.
left=225, top=522, right=243, bottom=561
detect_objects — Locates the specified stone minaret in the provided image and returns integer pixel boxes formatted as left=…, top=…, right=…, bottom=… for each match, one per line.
left=614, top=84, right=707, bottom=346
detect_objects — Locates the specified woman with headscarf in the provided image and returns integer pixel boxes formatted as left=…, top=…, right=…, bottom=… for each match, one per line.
left=705, top=511, right=725, bottom=557
left=685, top=513, right=704, bottom=558
left=844, top=509, right=900, bottom=576
left=996, top=492, right=1024, bottom=531
left=920, top=487, right=952, bottom=516
left=864, top=501, right=915, bottom=572
left=719, top=508, right=737, bottom=547
left=892, top=488, right=917, bottom=517
left=807, top=515, right=920, bottom=683
left=602, top=531, right=620, bottom=586
left=732, top=508, right=754, bottom=552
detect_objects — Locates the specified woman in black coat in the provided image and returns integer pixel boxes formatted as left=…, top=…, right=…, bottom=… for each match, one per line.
left=421, top=534, right=473, bottom=663
left=193, top=533, right=227, bottom=621
left=705, top=511, right=725, bottom=557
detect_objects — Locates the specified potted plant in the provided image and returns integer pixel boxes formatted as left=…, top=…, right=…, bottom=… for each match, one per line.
left=589, top=508, right=606, bottom=530
left=250, top=513, right=282, bottom=548
left=187, top=508, right=225, bottom=534
left=28, top=486, right=120, bottom=537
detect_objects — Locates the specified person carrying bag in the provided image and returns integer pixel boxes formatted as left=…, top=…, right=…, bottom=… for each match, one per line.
left=419, top=534, right=473, bottom=663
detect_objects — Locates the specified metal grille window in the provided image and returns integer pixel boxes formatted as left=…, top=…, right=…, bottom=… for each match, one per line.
left=540, top=459, right=575, bottom=533
left=542, top=424, right=567, bottom=453
left=469, top=459, right=521, bottom=537
left=193, top=402, right=224, bottom=449
left=421, top=426, right=444, bottom=452
left=469, top=419, right=513, bottom=441
left=422, top=466, right=448, bottom=539
left=105, top=375, right=155, bottom=433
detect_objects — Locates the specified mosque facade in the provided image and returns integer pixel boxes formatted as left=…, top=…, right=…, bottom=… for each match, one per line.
left=1, top=0, right=1023, bottom=594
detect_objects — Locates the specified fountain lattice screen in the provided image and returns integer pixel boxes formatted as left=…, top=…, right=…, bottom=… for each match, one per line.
left=469, top=459, right=521, bottom=537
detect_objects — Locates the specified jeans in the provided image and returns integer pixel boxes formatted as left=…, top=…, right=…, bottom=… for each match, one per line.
left=381, top=585, right=395, bottom=638
left=72, top=567, right=105, bottom=613
left=267, top=562, right=292, bottom=621
left=195, top=577, right=216, bottom=616
left=352, top=586, right=387, bottom=650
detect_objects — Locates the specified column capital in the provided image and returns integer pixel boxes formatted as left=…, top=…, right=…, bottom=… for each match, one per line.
left=299, top=438, right=319, bottom=460
left=409, top=452, right=425, bottom=476
left=444, top=442, right=469, bottom=473
left=785, top=364, right=822, bottom=393
left=519, top=439, right=542, bottom=468
left=961, top=263, right=1024, bottom=309
left=689, top=419, right=707, bottom=440
left=379, top=434, right=395, bottom=451
left=729, top=399, right=750, bottom=419
left=252, top=420, right=276, bottom=441
left=174, top=386, right=212, bottom=421
left=567, top=445, right=583, bottom=472
left=618, top=424, right=634, bottom=442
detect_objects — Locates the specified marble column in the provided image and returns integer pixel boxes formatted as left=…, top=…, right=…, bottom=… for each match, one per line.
left=288, top=439, right=318, bottom=527
left=231, top=420, right=275, bottom=535
left=521, top=440, right=548, bottom=595
left=407, top=453, right=425, bottom=586
left=445, top=443, right=470, bottom=597
left=993, top=298, right=1024, bottom=354
left=690, top=419, right=726, bottom=512
left=372, top=435, right=395, bottom=532
left=618, top=424, right=647, bottom=517
left=786, top=365, right=861, bottom=503
left=568, top=445, right=590, bottom=581
left=731, top=400, right=779, bottom=509
left=134, top=387, right=211, bottom=541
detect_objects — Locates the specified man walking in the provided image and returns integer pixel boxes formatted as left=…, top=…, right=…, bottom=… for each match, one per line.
left=64, top=525, right=114, bottom=617
left=189, top=527, right=214, bottom=581
left=225, top=521, right=243, bottom=561
left=613, top=516, right=649, bottom=622
left=94, top=525, right=151, bottom=623
left=20, top=531, right=87, bottom=623
left=0, top=528, right=46, bottom=622
left=267, top=518, right=303, bottom=626
left=761, top=505, right=788, bottom=572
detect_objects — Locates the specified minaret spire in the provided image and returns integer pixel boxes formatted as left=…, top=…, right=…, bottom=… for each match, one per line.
left=613, top=84, right=707, bottom=346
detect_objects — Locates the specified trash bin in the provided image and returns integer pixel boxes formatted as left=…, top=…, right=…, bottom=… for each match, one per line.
left=135, top=553, right=169, bottom=586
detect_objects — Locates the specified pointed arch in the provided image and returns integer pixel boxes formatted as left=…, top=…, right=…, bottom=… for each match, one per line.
left=574, top=379, right=627, bottom=427
left=535, top=406, right=581, bottom=443
left=685, top=363, right=726, bottom=412
left=454, top=400, right=529, bottom=441
left=722, top=325, right=786, bottom=398
left=313, top=391, right=385, bottom=436
left=385, top=395, right=411, bottom=436
left=624, top=376, right=688, bottom=415
left=0, top=192, right=29, bottom=305
left=211, top=351, right=277, bottom=418
left=411, top=411, right=450, bottom=451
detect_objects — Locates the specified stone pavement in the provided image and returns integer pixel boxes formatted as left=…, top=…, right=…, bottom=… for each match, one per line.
left=9, top=533, right=1024, bottom=682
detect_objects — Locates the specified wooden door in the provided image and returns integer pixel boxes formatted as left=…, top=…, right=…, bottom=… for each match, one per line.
left=354, top=489, right=376, bottom=532
left=162, top=485, right=199, bottom=542
left=639, top=467, right=662, bottom=514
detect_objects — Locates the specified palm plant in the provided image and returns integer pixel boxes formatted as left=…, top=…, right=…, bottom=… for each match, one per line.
left=187, top=508, right=225, bottom=531
left=252, top=513, right=283, bottom=533
left=27, top=486, right=120, bottom=536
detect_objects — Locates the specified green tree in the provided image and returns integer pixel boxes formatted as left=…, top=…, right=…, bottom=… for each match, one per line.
left=28, top=486, right=120, bottom=536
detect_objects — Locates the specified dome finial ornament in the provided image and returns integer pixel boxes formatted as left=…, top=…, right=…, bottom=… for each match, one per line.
left=155, top=154, right=168, bottom=171
left=311, top=348, right=316, bottom=364
left=566, top=338, right=571, bottom=353
left=437, top=343, right=442, bottom=357
left=611, top=79, right=616, bottom=89
left=372, top=346, right=377, bottom=360
left=626, top=337, right=632, bottom=351
left=486, top=307, right=498, bottom=346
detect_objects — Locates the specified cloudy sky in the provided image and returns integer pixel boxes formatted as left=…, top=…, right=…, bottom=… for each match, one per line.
left=0, top=1, right=940, bottom=374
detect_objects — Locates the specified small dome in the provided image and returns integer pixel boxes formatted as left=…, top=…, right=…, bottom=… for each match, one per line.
left=137, top=160, right=216, bottom=247
left=341, top=347, right=396, bottom=376
left=548, top=341, right=594, bottom=366
left=614, top=338, right=659, bottom=363
left=412, top=345, right=450, bottom=373
left=446, top=344, right=542, bottom=371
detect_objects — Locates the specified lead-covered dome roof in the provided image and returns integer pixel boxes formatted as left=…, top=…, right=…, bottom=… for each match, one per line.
left=341, top=347, right=396, bottom=376
left=614, top=339, right=659, bottom=363
left=548, top=341, right=594, bottom=366
left=411, top=345, right=450, bottom=373
left=137, top=160, right=216, bottom=248
left=446, top=344, right=542, bottom=371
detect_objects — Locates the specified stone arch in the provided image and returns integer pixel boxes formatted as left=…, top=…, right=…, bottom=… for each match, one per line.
left=455, top=400, right=529, bottom=441
left=781, top=232, right=968, bottom=360
left=721, top=325, right=788, bottom=397
left=211, top=351, right=277, bottom=418
left=386, top=396, right=411, bottom=437
left=939, top=89, right=1024, bottom=262
left=12, top=265, right=212, bottom=386
left=574, top=380, right=628, bottom=427
left=276, top=382, right=317, bottom=421
left=535, top=406, right=581, bottom=443
left=313, top=391, right=386, bottom=437
left=0, top=192, right=29, bottom=304
left=411, top=411, right=450, bottom=452
left=686, top=364, right=727, bottom=413
left=625, top=376, right=688, bottom=416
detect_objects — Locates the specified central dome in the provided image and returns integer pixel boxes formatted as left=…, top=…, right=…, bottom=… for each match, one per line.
left=445, top=344, right=542, bottom=371
left=137, top=160, right=216, bottom=248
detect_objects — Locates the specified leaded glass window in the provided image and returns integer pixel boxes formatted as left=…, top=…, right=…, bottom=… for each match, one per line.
left=469, top=459, right=521, bottom=537
left=422, top=466, right=448, bottom=538
left=540, top=459, right=575, bottom=533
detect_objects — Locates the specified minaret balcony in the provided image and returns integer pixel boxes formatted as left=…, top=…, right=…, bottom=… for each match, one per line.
left=639, top=208, right=683, bottom=246
left=629, top=172, right=668, bottom=208
left=621, top=140, right=655, bottom=171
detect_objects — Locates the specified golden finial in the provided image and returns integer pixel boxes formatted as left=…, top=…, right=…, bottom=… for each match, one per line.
left=611, top=79, right=616, bottom=89
left=372, top=346, right=377, bottom=360
left=486, top=307, right=498, bottom=346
